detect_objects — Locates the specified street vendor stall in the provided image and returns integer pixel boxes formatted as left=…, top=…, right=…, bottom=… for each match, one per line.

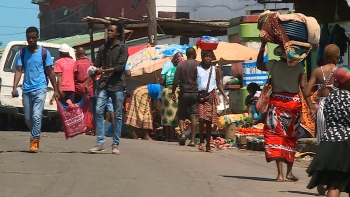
left=125, top=44, right=190, bottom=94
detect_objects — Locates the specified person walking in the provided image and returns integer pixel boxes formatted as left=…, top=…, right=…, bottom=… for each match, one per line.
left=197, top=50, right=228, bottom=152
left=303, top=44, right=340, bottom=195
left=12, top=26, right=59, bottom=153
left=54, top=43, right=76, bottom=105
left=88, top=24, right=128, bottom=154
left=74, top=47, right=94, bottom=102
left=257, top=42, right=305, bottom=182
left=172, top=48, right=200, bottom=146
left=307, top=65, right=350, bottom=197
left=303, top=44, right=339, bottom=143
left=160, top=55, right=185, bottom=142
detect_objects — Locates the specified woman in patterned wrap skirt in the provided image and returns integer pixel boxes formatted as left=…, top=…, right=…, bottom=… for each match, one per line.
left=303, top=44, right=340, bottom=195
left=160, top=56, right=185, bottom=142
left=257, top=43, right=305, bottom=182
left=197, top=50, right=228, bottom=152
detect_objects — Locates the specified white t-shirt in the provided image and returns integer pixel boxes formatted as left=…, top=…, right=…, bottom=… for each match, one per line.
left=197, top=65, right=217, bottom=93
left=266, top=60, right=305, bottom=93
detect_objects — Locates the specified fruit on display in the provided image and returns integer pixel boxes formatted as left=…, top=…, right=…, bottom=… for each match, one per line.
left=237, top=127, right=263, bottom=135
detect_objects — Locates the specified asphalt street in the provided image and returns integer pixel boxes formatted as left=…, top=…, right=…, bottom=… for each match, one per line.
left=0, top=131, right=345, bottom=197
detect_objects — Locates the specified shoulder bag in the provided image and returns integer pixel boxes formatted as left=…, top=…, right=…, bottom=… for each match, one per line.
left=256, top=62, right=276, bottom=113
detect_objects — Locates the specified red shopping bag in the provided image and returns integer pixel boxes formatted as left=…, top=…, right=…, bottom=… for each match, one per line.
left=56, top=99, right=87, bottom=139
left=82, top=94, right=94, bottom=131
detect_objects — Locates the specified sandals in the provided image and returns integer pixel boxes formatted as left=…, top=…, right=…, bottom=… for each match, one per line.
left=198, top=143, right=214, bottom=153
left=198, top=143, right=205, bottom=151
left=317, top=185, right=326, bottom=195
left=188, top=143, right=196, bottom=147
left=205, top=146, right=214, bottom=153
left=275, top=178, right=284, bottom=182
left=179, top=137, right=186, bottom=146
left=285, top=176, right=299, bottom=182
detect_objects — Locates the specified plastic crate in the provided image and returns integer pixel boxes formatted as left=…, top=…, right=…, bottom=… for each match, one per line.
left=242, top=61, right=269, bottom=86
left=281, top=21, right=308, bottom=43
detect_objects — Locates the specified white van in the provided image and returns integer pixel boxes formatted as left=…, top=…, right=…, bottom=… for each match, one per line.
left=0, top=41, right=76, bottom=130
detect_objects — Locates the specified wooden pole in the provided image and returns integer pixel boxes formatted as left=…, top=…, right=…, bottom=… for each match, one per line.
left=88, top=23, right=95, bottom=62
left=147, top=0, right=157, bottom=46
left=104, top=24, right=108, bottom=42
left=121, top=7, right=125, bottom=43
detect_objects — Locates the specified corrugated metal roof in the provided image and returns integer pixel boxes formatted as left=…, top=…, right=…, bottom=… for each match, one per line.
left=84, top=34, right=169, bottom=55
left=41, top=31, right=105, bottom=47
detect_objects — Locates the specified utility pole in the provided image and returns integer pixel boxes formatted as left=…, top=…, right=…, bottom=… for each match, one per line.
left=147, top=0, right=157, bottom=46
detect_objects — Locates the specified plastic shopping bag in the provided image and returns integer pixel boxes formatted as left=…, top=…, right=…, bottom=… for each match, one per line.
left=82, top=94, right=94, bottom=131
left=56, top=98, right=87, bottom=139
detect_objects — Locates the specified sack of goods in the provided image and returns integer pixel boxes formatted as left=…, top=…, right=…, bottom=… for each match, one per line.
left=196, top=35, right=220, bottom=50
left=257, top=10, right=320, bottom=67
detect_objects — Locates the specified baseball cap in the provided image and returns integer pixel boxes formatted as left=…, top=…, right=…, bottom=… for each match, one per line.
left=59, top=43, right=70, bottom=53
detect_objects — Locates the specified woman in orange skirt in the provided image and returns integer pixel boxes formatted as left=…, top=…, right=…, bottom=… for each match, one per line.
left=257, top=43, right=306, bottom=182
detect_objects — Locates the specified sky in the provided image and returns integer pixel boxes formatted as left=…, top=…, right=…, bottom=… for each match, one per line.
left=0, top=1, right=39, bottom=47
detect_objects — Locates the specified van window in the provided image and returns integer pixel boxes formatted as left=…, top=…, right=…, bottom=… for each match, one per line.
left=4, top=45, right=60, bottom=73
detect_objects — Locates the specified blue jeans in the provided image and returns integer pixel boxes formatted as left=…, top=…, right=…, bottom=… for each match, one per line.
left=95, top=89, right=124, bottom=146
left=22, top=88, right=46, bottom=139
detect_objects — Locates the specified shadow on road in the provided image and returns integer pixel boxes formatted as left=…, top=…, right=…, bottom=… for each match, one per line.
left=221, top=175, right=276, bottom=182
left=279, top=190, right=319, bottom=196
left=0, top=150, right=91, bottom=154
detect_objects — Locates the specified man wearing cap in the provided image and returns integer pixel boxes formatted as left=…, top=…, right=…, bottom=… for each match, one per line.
left=54, top=43, right=76, bottom=105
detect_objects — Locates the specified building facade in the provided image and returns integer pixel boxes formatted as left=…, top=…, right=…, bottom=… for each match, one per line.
left=33, top=0, right=293, bottom=44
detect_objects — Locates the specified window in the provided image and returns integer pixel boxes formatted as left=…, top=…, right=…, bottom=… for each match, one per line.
left=3, top=45, right=60, bottom=73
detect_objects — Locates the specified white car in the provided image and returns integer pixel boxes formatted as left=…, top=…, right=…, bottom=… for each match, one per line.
left=0, top=41, right=76, bottom=130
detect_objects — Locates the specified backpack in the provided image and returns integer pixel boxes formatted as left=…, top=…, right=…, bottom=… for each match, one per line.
left=20, top=46, right=49, bottom=85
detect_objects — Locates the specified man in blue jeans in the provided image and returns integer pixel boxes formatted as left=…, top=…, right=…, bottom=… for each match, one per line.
left=12, top=26, right=59, bottom=153
left=89, top=23, right=128, bottom=154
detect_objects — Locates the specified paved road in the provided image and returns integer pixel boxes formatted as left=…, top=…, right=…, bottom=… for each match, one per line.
left=0, top=131, right=345, bottom=197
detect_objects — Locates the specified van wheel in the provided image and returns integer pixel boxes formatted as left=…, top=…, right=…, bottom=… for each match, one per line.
left=0, top=113, right=8, bottom=131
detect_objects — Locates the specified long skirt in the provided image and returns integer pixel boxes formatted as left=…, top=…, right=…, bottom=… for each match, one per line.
left=161, top=86, right=179, bottom=126
left=198, top=89, right=220, bottom=124
left=307, top=90, right=350, bottom=193
left=125, top=86, right=153, bottom=130
left=316, top=97, right=326, bottom=145
left=264, top=92, right=302, bottom=163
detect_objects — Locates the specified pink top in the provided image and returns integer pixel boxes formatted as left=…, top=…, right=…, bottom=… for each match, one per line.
left=74, top=57, right=94, bottom=98
left=54, top=57, right=76, bottom=92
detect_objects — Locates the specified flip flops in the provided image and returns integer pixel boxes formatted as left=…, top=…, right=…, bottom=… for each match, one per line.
left=285, top=176, right=299, bottom=182
left=179, top=137, right=186, bottom=146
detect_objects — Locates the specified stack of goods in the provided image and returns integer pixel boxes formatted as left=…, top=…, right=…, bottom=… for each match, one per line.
left=216, top=113, right=249, bottom=130
left=258, top=10, right=320, bottom=66
left=235, top=121, right=264, bottom=146
left=208, top=137, right=234, bottom=149
left=223, top=76, right=241, bottom=90
left=196, top=35, right=220, bottom=50
left=236, top=127, right=263, bottom=136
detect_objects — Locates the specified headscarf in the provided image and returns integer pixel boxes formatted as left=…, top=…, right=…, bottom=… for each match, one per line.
left=334, top=65, right=350, bottom=86
left=201, top=50, right=217, bottom=60
left=175, top=56, right=185, bottom=64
